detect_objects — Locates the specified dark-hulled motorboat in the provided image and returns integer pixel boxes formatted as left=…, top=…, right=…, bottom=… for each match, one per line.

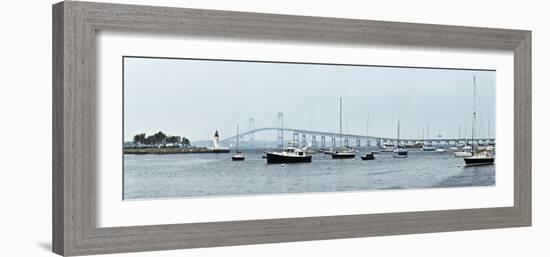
left=360, top=153, right=375, bottom=160
left=266, top=147, right=312, bottom=164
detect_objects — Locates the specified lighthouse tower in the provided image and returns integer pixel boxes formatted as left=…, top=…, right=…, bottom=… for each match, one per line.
left=213, top=130, right=220, bottom=149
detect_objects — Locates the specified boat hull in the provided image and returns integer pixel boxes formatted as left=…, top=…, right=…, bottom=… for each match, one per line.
left=266, top=152, right=312, bottom=164
left=331, top=153, right=356, bottom=159
left=360, top=154, right=375, bottom=160
left=464, top=157, right=494, bottom=166
left=231, top=156, right=245, bottom=161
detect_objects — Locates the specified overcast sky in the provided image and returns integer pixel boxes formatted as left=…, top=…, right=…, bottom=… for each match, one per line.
left=123, top=57, right=496, bottom=142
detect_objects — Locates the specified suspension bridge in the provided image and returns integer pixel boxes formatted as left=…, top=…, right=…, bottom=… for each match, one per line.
left=220, top=113, right=495, bottom=148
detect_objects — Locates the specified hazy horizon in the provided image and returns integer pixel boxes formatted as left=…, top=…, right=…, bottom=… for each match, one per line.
left=123, top=57, right=496, bottom=143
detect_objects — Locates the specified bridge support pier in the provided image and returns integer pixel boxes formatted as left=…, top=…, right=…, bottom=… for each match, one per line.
left=311, top=135, right=317, bottom=148
left=321, top=136, right=326, bottom=148
left=292, top=132, right=299, bottom=145
left=331, top=137, right=336, bottom=147
left=301, top=134, right=307, bottom=147
left=356, top=139, right=361, bottom=147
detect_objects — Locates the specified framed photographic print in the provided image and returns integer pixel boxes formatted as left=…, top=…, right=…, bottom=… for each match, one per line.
left=52, top=1, right=531, bottom=256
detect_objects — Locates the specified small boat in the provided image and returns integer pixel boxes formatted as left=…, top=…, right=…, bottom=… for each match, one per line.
left=266, top=147, right=312, bottom=164
left=434, top=147, right=447, bottom=153
left=231, top=125, right=245, bottom=161
left=231, top=154, right=245, bottom=161
left=380, top=143, right=395, bottom=152
left=393, top=119, right=408, bottom=158
left=463, top=145, right=473, bottom=151
left=422, top=145, right=436, bottom=151
left=360, top=153, right=375, bottom=160
left=324, top=149, right=335, bottom=155
left=405, top=142, right=423, bottom=148
left=370, top=150, right=380, bottom=154
left=331, top=148, right=356, bottom=159
left=394, top=148, right=408, bottom=158
left=454, top=151, right=473, bottom=157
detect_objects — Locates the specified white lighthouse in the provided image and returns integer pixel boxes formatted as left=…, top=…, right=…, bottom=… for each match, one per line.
left=213, top=130, right=220, bottom=149
left=210, top=130, right=229, bottom=152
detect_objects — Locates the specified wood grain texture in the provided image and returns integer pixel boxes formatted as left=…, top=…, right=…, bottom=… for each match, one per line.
left=52, top=1, right=532, bottom=256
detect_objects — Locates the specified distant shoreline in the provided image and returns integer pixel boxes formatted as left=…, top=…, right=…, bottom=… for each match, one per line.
left=123, top=147, right=230, bottom=155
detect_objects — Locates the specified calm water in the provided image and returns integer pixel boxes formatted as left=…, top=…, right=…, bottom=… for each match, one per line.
left=123, top=149, right=495, bottom=200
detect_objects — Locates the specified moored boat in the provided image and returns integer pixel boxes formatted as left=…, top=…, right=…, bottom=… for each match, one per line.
left=232, top=154, right=245, bottom=161
left=360, top=153, right=375, bottom=160
left=380, top=142, right=395, bottom=152
left=394, top=148, right=408, bottom=158
left=231, top=125, right=245, bottom=161
left=266, top=147, right=312, bottom=164
left=331, top=149, right=356, bottom=159
left=393, top=119, right=408, bottom=158
left=463, top=76, right=495, bottom=166
left=434, top=147, right=447, bottom=153
left=331, top=97, right=355, bottom=160
left=464, top=154, right=494, bottom=166
left=422, top=145, right=436, bottom=151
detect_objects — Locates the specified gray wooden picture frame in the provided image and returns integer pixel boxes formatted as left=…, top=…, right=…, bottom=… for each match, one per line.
left=52, top=1, right=531, bottom=256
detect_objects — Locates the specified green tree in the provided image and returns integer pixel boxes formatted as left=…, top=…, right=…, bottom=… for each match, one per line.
left=166, top=135, right=181, bottom=145
left=144, top=135, right=156, bottom=146
left=133, top=133, right=146, bottom=145
left=181, top=137, right=190, bottom=147
left=153, top=131, right=168, bottom=146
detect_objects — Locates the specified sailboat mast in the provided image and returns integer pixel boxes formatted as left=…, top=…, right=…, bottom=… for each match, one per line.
left=488, top=120, right=491, bottom=138
left=427, top=122, right=430, bottom=145
left=339, top=97, right=342, bottom=148
left=236, top=125, right=239, bottom=153
left=472, top=76, right=477, bottom=153
left=397, top=119, right=400, bottom=147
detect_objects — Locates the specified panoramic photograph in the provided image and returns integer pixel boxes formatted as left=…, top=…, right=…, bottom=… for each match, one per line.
left=123, top=56, right=496, bottom=200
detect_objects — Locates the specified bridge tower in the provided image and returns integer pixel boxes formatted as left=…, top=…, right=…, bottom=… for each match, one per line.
left=248, top=118, right=255, bottom=141
left=301, top=134, right=307, bottom=147
left=320, top=136, right=326, bottom=148
left=277, top=112, right=284, bottom=147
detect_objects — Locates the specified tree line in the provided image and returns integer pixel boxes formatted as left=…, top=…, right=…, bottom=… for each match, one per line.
left=133, top=131, right=191, bottom=147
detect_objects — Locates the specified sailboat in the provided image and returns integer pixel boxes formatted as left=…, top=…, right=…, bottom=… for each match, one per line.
left=464, top=77, right=494, bottom=166
left=422, top=122, right=435, bottom=151
left=231, top=125, right=245, bottom=161
left=332, top=98, right=355, bottom=159
left=393, top=119, right=408, bottom=158
left=361, top=118, right=375, bottom=160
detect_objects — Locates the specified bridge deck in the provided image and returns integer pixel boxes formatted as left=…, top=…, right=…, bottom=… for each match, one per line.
left=221, top=127, right=494, bottom=143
